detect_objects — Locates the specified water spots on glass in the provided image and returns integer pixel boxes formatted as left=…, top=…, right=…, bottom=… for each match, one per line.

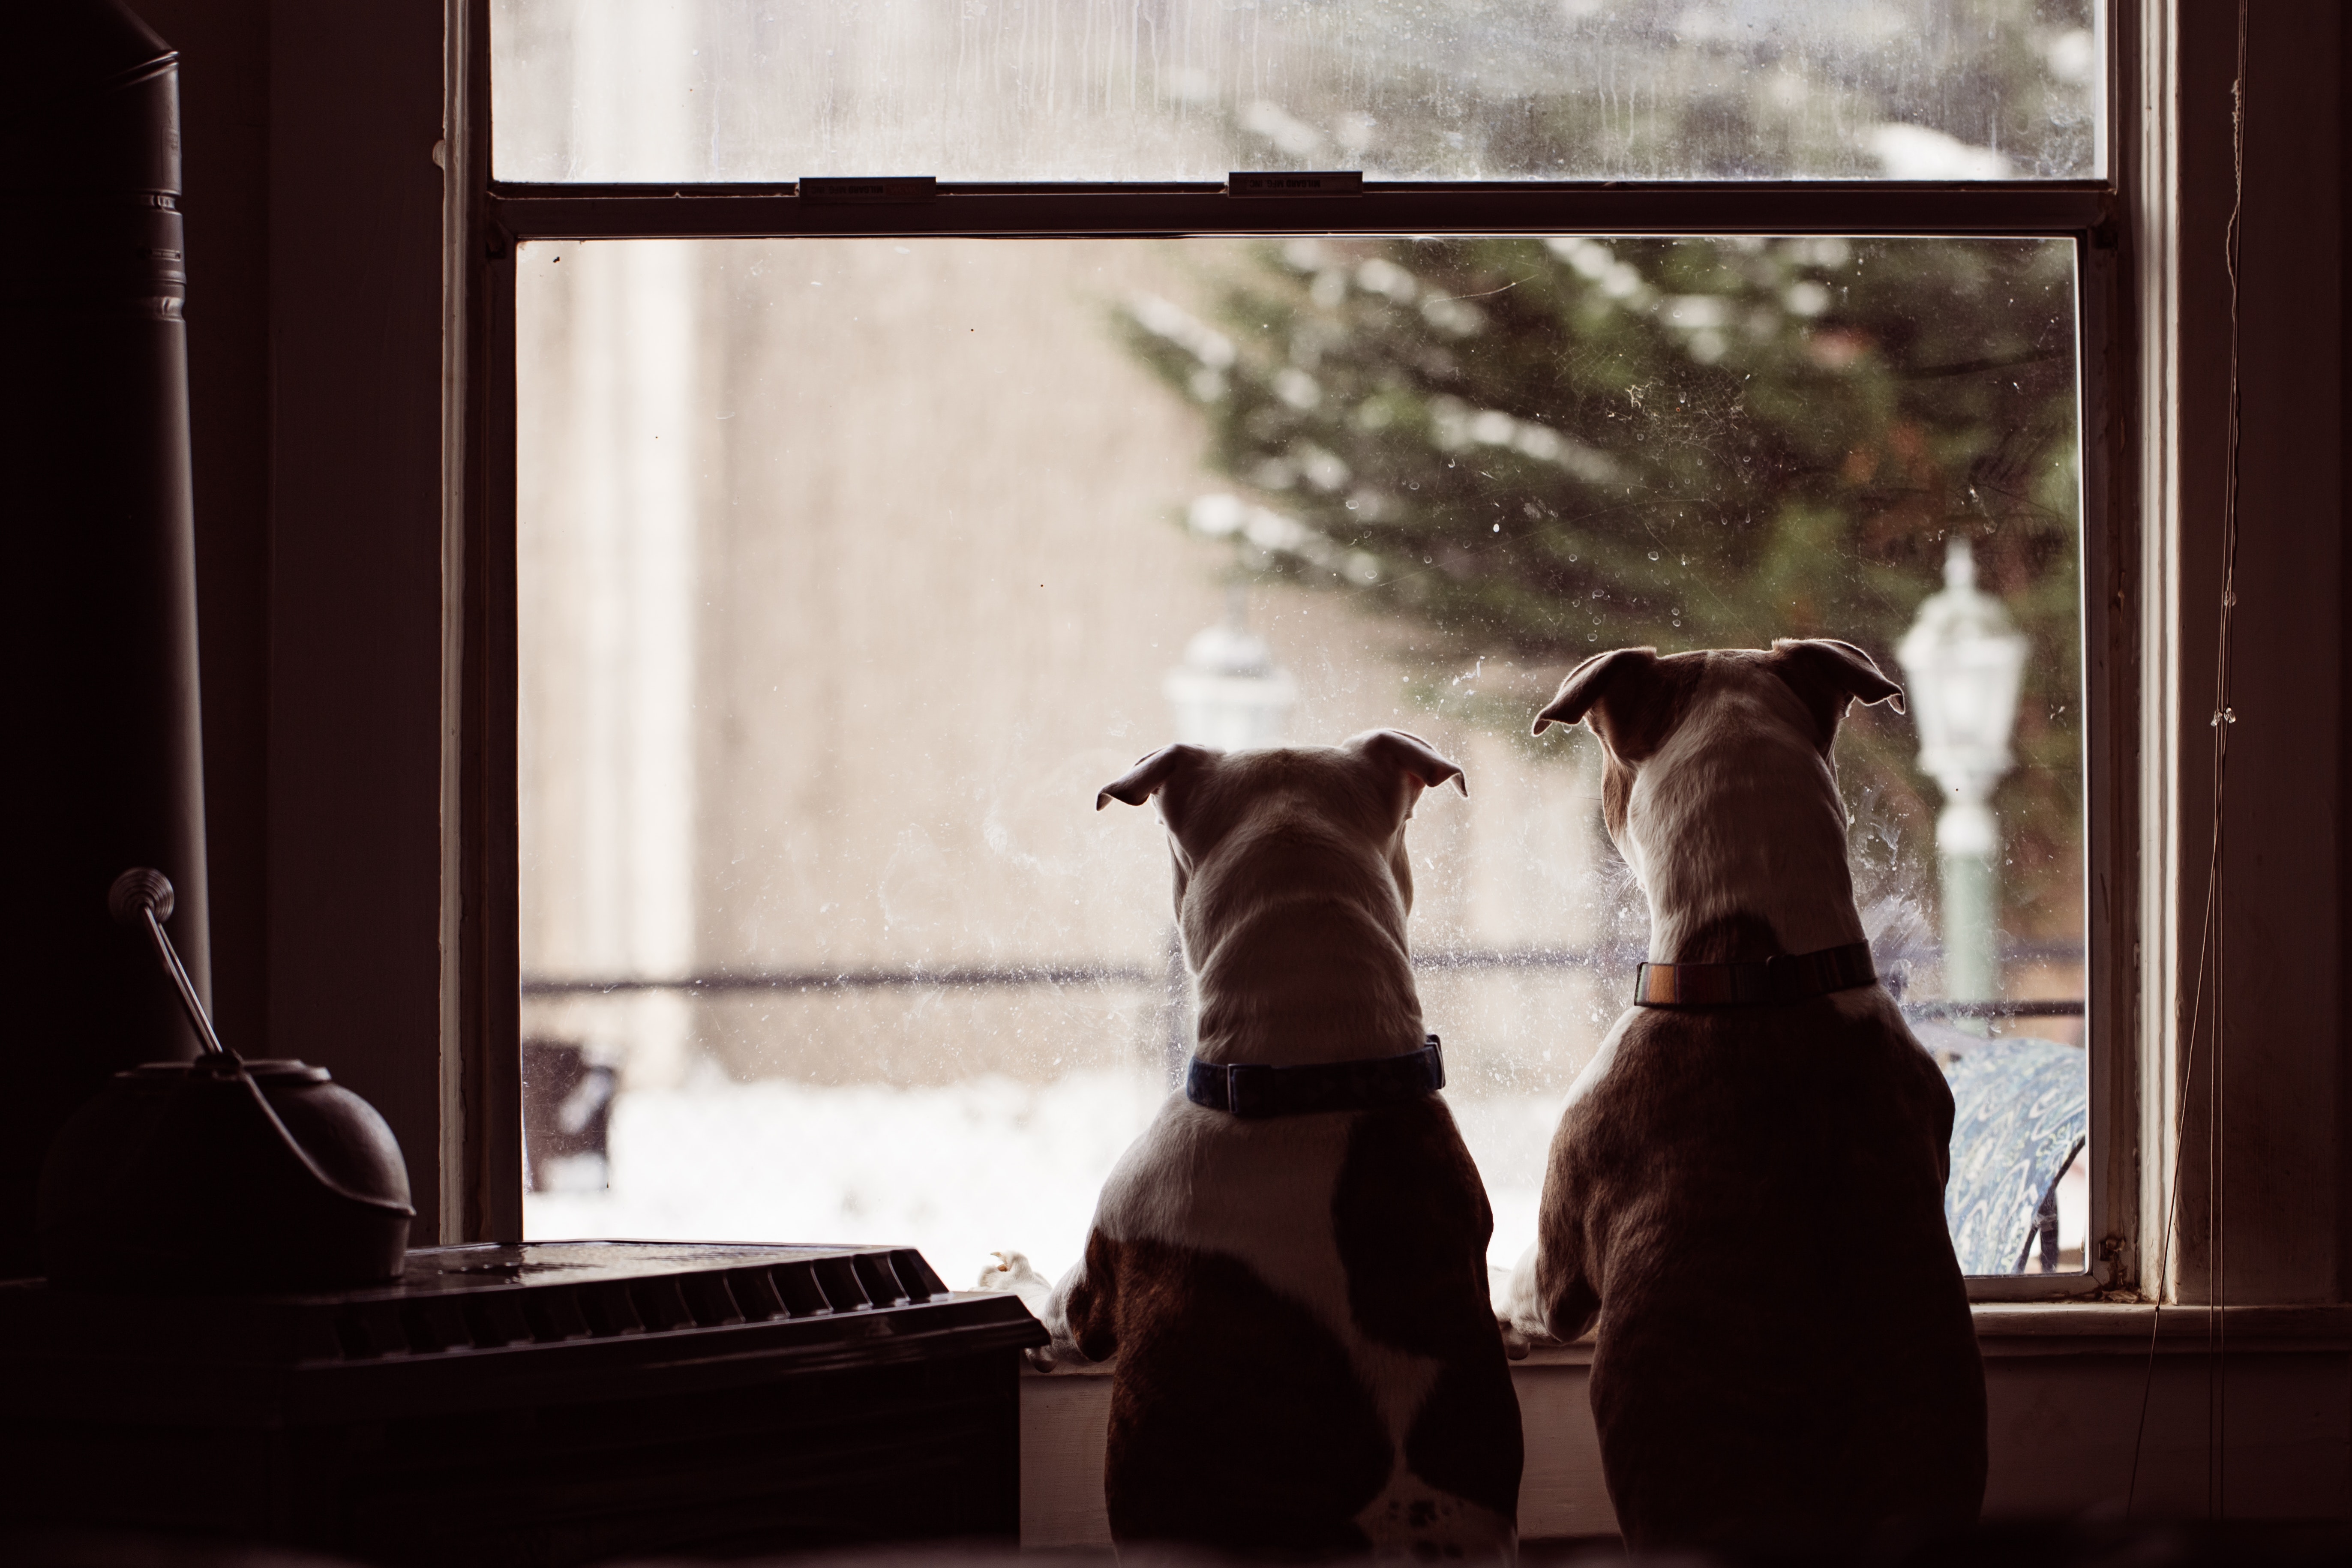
left=517, top=231, right=2088, bottom=1279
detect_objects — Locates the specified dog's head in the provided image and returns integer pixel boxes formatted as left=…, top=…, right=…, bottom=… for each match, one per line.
left=1530, top=640, right=1902, bottom=950
left=1096, top=729, right=1466, bottom=956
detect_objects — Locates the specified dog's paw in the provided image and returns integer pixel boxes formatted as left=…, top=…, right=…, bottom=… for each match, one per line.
left=1493, top=1244, right=1563, bottom=1356
left=975, top=1249, right=1054, bottom=1318
left=973, top=1248, right=1033, bottom=1289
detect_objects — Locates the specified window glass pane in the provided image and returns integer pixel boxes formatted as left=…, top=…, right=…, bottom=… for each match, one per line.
left=517, top=234, right=2088, bottom=1284
left=492, top=1, right=2104, bottom=185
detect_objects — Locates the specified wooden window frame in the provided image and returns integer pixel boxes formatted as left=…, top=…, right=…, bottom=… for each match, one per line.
left=446, top=1, right=2148, bottom=1306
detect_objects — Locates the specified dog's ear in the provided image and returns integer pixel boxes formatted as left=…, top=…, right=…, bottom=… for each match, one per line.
left=1766, top=638, right=1906, bottom=745
left=1531, top=647, right=1657, bottom=737
left=1354, top=729, right=1468, bottom=797
left=1535, top=647, right=1706, bottom=762
left=1096, top=744, right=1212, bottom=810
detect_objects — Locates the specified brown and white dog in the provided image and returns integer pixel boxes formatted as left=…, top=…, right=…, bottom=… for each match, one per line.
left=1503, top=641, right=1986, bottom=1553
left=1033, top=729, right=1523, bottom=1557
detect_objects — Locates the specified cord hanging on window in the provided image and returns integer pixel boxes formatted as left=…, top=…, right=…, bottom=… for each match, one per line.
left=2127, top=0, right=2247, bottom=1523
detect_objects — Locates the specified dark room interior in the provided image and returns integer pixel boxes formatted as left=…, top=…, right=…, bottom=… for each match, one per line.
left=1, top=1, right=2348, bottom=1564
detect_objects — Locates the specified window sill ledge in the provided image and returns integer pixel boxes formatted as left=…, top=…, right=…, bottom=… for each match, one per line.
left=1017, top=1302, right=2352, bottom=1545
left=1969, top=1300, right=2352, bottom=1350
left=1020, top=1301, right=2352, bottom=1379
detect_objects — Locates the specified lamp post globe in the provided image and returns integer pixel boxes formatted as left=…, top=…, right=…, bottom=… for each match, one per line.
left=1154, top=588, right=1295, bottom=1079
left=1896, top=538, right=2029, bottom=1012
left=1162, top=588, right=1296, bottom=751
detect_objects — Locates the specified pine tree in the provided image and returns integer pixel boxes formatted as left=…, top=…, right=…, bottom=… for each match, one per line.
left=1121, top=233, right=2084, bottom=943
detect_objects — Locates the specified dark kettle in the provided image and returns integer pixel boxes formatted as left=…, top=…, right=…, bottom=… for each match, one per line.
left=36, top=870, right=413, bottom=1291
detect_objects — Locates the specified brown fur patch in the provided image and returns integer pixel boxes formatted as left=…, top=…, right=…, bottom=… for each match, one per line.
left=1761, top=639, right=1903, bottom=750
left=1585, top=651, right=1707, bottom=764
left=1536, top=989, right=1983, bottom=1551
left=1065, top=1230, right=1392, bottom=1554
left=1332, top=1100, right=1525, bottom=1521
left=1587, top=655, right=1705, bottom=841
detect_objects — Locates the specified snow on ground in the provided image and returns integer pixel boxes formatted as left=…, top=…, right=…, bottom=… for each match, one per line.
left=525, top=1069, right=1564, bottom=1289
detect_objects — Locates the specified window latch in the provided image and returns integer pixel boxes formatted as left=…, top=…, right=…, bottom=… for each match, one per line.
left=1226, top=171, right=1363, bottom=198
left=798, top=177, right=937, bottom=205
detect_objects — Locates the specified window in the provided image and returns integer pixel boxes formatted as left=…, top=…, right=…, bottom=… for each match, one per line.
left=490, top=0, right=2103, bottom=184
left=486, top=0, right=2118, bottom=1300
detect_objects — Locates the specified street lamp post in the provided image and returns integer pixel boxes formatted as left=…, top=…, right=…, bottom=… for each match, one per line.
left=1896, top=539, right=2029, bottom=1013
left=1163, top=587, right=1297, bottom=752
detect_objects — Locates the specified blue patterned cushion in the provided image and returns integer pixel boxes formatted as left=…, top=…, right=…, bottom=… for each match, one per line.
left=1937, top=1034, right=2089, bottom=1275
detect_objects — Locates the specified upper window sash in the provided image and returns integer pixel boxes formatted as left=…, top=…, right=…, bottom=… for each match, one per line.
left=489, top=0, right=2108, bottom=188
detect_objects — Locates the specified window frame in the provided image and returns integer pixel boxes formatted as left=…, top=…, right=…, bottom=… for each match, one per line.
left=450, top=3, right=2144, bottom=1304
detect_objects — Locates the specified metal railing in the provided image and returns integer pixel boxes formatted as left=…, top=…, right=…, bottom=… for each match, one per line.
left=521, top=941, right=2086, bottom=1020
left=1900, top=998, right=2085, bottom=1022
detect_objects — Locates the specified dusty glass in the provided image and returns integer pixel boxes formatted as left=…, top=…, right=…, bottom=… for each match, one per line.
left=516, top=234, right=2088, bottom=1285
left=491, top=0, right=2104, bottom=185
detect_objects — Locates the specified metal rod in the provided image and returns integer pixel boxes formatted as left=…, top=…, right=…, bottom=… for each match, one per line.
left=140, top=906, right=228, bottom=1057
left=110, top=867, right=230, bottom=1058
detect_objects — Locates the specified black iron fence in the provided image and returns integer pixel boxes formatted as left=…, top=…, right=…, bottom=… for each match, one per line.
left=521, top=942, right=2086, bottom=1024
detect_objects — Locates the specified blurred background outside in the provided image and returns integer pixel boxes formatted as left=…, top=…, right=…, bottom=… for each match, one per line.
left=504, top=0, right=2098, bottom=1286
left=492, top=0, right=2102, bottom=184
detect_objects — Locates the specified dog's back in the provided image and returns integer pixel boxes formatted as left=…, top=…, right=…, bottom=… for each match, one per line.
left=1065, top=1094, right=1521, bottom=1554
left=1519, top=642, right=1988, bottom=1551
left=1047, top=731, right=1523, bottom=1556
left=1540, top=984, right=1985, bottom=1548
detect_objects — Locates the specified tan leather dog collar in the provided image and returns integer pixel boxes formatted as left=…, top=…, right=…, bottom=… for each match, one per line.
left=1633, top=940, right=1876, bottom=1007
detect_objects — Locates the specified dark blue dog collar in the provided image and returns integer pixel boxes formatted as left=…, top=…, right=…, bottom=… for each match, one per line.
left=1185, top=1037, right=1445, bottom=1119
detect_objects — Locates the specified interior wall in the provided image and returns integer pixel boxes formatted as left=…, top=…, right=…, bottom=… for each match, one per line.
left=2164, top=0, right=2346, bottom=1306
left=258, top=0, right=452, bottom=1234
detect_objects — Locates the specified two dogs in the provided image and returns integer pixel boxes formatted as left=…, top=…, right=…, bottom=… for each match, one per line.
left=1030, top=641, right=1986, bottom=1556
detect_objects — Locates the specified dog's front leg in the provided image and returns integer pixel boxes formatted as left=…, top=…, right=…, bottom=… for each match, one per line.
left=1533, top=1234, right=1601, bottom=1346
left=1031, top=1229, right=1121, bottom=1372
left=1497, top=1236, right=1599, bottom=1356
left=1497, top=1242, right=1550, bottom=1358
left=1503, top=1121, right=1604, bottom=1353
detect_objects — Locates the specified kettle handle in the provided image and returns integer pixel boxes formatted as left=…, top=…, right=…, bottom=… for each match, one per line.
left=110, top=867, right=230, bottom=1058
left=225, top=1068, right=416, bottom=1220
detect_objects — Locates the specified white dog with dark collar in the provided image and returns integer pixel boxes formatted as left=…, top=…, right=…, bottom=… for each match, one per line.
left=1504, top=640, right=1987, bottom=1555
left=1028, top=730, right=1523, bottom=1558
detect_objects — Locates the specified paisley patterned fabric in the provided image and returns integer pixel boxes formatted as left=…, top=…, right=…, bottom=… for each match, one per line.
left=1937, top=1034, right=2089, bottom=1276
